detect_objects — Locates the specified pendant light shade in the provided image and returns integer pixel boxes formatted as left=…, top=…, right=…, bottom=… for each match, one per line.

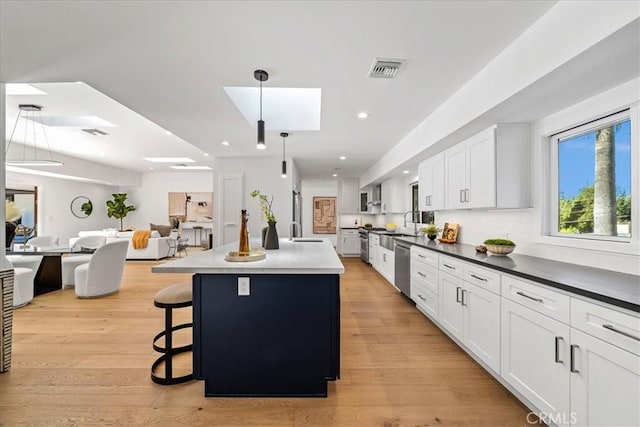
left=280, top=132, right=288, bottom=178
left=5, top=104, right=64, bottom=166
left=254, top=69, right=268, bottom=150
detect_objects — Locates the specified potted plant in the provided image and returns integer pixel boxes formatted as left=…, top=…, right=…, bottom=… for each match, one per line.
left=250, top=190, right=278, bottom=249
left=483, top=238, right=516, bottom=256
left=364, top=223, right=373, bottom=229
left=421, top=223, right=441, bottom=240
left=106, top=193, right=136, bottom=231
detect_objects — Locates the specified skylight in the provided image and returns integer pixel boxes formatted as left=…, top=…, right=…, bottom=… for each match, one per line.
left=143, top=157, right=195, bottom=163
left=170, top=165, right=212, bottom=170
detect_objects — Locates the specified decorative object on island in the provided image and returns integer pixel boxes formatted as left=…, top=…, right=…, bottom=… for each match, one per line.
left=70, top=196, right=92, bottom=218
left=251, top=190, right=279, bottom=249
left=238, top=209, right=251, bottom=254
left=106, top=193, right=136, bottom=231
left=5, top=104, right=64, bottom=166
left=385, top=223, right=398, bottom=232
left=438, top=222, right=459, bottom=244
left=475, top=245, right=488, bottom=253
left=483, top=238, right=516, bottom=256
left=254, top=69, right=268, bottom=150
left=312, top=196, right=337, bottom=234
left=421, top=223, right=441, bottom=240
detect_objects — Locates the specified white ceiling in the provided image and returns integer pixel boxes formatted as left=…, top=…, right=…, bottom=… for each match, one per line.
left=0, top=0, right=557, bottom=179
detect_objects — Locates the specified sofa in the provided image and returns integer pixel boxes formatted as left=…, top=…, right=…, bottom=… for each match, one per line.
left=69, top=230, right=175, bottom=260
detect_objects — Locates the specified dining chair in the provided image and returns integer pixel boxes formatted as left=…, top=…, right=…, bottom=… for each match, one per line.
left=61, top=235, right=107, bottom=287
left=24, top=236, right=59, bottom=251
left=74, top=240, right=129, bottom=298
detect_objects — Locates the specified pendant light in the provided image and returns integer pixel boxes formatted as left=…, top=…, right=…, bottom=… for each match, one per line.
left=5, top=104, right=64, bottom=166
left=280, top=132, right=288, bottom=178
left=254, top=69, right=269, bottom=150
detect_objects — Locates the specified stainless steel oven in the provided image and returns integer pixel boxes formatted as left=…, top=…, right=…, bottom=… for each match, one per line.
left=359, top=230, right=369, bottom=263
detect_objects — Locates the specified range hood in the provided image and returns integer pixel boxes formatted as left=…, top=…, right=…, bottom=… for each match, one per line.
left=368, top=184, right=382, bottom=206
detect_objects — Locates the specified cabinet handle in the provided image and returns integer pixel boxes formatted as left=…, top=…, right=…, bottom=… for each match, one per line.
left=443, top=263, right=456, bottom=270
left=461, top=289, right=467, bottom=306
left=383, top=253, right=386, bottom=262
left=459, top=189, right=464, bottom=203
left=469, top=273, right=487, bottom=282
left=417, top=294, right=427, bottom=302
left=554, top=336, right=564, bottom=364
left=456, top=287, right=462, bottom=303
left=465, top=188, right=469, bottom=203
left=570, top=344, right=580, bottom=373
left=425, top=196, right=429, bottom=206
left=417, top=272, right=426, bottom=278
left=516, top=291, right=544, bottom=303
left=602, top=324, right=640, bottom=342
left=418, top=254, right=426, bottom=258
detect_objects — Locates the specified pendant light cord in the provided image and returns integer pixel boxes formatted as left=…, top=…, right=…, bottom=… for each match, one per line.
left=259, top=79, right=263, bottom=120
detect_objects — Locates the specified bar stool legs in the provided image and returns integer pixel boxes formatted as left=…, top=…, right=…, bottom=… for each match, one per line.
left=151, top=283, right=193, bottom=385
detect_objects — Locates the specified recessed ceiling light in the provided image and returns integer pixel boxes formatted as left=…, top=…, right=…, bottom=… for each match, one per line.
left=403, top=170, right=410, bottom=174
left=222, top=141, right=230, bottom=146
left=75, top=81, right=83, bottom=84
left=149, top=167, right=154, bottom=170
left=170, top=165, right=212, bottom=170
left=332, top=173, right=338, bottom=177
left=339, top=156, right=346, bottom=160
left=357, top=112, right=369, bottom=119
left=165, top=130, right=172, bottom=136
left=204, top=153, right=209, bottom=156
left=143, top=157, right=195, bottom=163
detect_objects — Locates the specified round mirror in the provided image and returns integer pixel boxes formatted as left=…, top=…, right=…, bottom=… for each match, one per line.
left=70, top=196, right=93, bottom=218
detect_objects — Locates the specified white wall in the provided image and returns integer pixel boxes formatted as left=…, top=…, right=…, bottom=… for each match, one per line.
left=6, top=171, right=119, bottom=246
left=301, top=179, right=338, bottom=245
left=212, top=157, right=294, bottom=247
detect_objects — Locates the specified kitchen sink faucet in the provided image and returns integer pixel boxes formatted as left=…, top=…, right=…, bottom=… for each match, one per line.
left=403, top=211, right=419, bottom=236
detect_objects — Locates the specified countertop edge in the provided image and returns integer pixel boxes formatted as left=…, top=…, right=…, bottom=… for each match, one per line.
left=396, top=237, right=639, bottom=313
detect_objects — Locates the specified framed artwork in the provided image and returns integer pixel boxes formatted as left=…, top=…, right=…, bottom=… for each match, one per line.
left=440, top=222, right=459, bottom=243
left=168, top=192, right=213, bottom=227
left=313, top=196, right=336, bottom=234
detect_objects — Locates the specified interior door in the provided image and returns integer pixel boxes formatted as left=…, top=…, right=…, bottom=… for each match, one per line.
left=217, top=173, right=244, bottom=246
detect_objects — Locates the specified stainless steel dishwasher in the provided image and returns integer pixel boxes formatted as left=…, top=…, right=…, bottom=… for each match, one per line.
left=394, top=241, right=411, bottom=297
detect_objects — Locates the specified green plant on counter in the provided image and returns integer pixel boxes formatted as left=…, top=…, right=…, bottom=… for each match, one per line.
left=483, top=238, right=516, bottom=246
left=421, top=223, right=441, bottom=235
left=250, top=190, right=276, bottom=222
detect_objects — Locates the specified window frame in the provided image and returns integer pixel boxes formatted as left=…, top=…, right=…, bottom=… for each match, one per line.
left=546, top=107, right=638, bottom=250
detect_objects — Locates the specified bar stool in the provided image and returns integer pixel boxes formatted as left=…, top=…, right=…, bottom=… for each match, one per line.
left=151, top=283, right=194, bottom=385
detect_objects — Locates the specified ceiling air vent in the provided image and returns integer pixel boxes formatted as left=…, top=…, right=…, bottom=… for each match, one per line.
left=368, top=58, right=404, bottom=79
left=81, top=128, right=108, bottom=136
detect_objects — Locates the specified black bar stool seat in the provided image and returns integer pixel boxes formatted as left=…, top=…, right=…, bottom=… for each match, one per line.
left=151, top=283, right=193, bottom=385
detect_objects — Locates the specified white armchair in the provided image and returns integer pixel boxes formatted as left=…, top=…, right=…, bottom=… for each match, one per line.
left=25, top=236, right=59, bottom=250
left=61, top=235, right=107, bottom=287
left=7, top=259, right=35, bottom=308
left=74, top=240, right=129, bottom=298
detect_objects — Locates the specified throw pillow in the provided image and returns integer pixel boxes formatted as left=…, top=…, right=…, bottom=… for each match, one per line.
left=150, top=223, right=172, bottom=237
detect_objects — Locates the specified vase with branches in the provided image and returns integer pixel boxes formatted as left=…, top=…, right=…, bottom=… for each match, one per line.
left=251, top=190, right=278, bottom=249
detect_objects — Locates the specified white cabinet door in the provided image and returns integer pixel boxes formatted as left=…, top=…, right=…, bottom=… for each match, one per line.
left=570, top=329, right=640, bottom=427
left=419, top=154, right=445, bottom=211
left=369, top=235, right=379, bottom=269
left=340, top=179, right=359, bottom=214
left=466, top=129, right=496, bottom=208
left=439, top=272, right=464, bottom=341
left=463, top=281, right=501, bottom=373
left=501, top=298, right=571, bottom=423
left=444, top=144, right=467, bottom=210
left=341, top=231, right=360, bottom=256
left=378, top=246, right=395, bottom=285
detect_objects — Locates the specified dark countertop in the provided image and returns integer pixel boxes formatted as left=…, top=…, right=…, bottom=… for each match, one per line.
left=340, top=227, right=361, bottom=230
left=395, top=236, right=640, bottom=313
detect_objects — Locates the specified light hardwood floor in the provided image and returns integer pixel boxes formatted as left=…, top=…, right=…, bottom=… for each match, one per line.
left=0, top=257, right=530, bottom=426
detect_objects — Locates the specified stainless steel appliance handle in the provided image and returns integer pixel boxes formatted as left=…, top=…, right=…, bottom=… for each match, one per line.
left=470, top=273, right=487, bottom=282
left=555, top=336, right=564, bottom=364
left=570, top=344, right=580, bottom=373
left=516, top=291, right=544, bottom=303
left=603, top=324, right=640, bottom=341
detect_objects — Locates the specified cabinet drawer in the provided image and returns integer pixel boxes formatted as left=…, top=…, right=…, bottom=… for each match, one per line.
left=412, top=280, right=438, bottom=320
left=439, top=256, right=464, bottom=278
left=501, top=275, right=570, bottom=324
left=411, top=245, right=438, bottom=267
left=571, top=298, right=640, bottom=356
left=411, top=261, right=438, bottom=294
left=464, top=264, right=500, bottom=295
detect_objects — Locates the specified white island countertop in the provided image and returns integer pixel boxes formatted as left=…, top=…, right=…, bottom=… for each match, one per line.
left=152, top=238, right=345, bottom=275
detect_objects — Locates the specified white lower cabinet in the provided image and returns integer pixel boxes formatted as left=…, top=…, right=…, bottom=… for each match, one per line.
left=501, top=298, right=571, bottom=424
left=378, top=246, right=395, bottom=285
left=570, top=328, right=640, bottom=427
left=439, top=271, right=464, bottom=340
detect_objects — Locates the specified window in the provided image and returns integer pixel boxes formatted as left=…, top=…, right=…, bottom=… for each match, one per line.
left=411, top=183, right=419, bottom=222
left=551, top=111, right=632, bottom=241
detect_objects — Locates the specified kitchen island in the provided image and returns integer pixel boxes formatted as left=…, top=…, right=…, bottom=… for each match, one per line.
left=152, top=238, right=344, bottom=397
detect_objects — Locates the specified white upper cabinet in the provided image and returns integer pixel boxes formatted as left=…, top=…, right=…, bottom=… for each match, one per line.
left=444, top=124, right=529, bottom=210
left=339, top=178, right=360, bottom=214
left=418, top=153, right=445, bottom=211
left=381, top=176, right=409, bottom=213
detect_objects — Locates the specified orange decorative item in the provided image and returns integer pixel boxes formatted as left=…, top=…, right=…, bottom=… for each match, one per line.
left=238, top=209, right=251, bottom=255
